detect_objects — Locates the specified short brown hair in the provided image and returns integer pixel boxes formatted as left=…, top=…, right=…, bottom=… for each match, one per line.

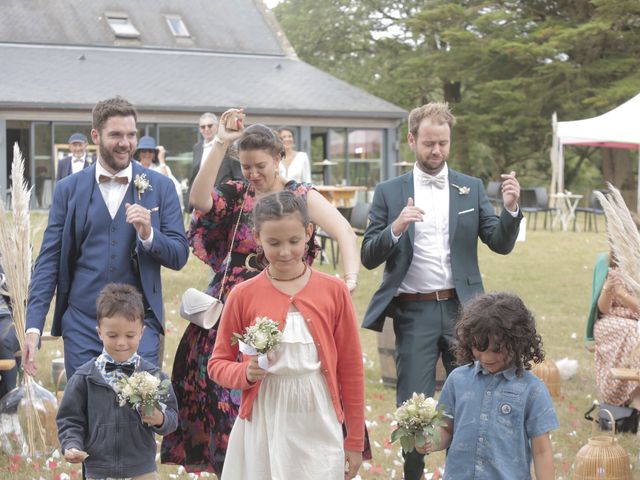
left=92, top=96, right=138, bottom=133
left=408, top=102, right=456, bottom=138
left=96, top=283, right=144, bottom=326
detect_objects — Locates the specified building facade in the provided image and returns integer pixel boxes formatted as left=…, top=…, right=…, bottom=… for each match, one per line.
left=0, top=0, right=406, bottom=207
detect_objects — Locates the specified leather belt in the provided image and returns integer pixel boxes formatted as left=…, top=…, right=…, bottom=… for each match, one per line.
left=396, top=289, right=457, bottom=302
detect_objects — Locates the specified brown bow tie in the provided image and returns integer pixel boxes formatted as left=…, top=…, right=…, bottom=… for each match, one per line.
left=99, top=174, right=129, bottom=185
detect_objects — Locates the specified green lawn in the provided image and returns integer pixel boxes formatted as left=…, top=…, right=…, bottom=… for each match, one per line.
left=3, top=213, right=639, bottom=479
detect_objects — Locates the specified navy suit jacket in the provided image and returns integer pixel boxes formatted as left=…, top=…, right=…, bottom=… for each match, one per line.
left=361, top=168, right=522, bottom=332
left=185, top=141, right=244, bottom=212
left=26, top=161, right=189, bottom=336
left=56, top=155, right=93, bottom=181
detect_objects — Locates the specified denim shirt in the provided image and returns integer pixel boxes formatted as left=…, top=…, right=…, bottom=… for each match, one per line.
left=438, top=362, right=559, bottom=480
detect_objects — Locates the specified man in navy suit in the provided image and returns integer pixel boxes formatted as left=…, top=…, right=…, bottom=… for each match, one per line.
left=185, top=112, right=243, bottom=213
left=361, top=102, right=522, bottom=480
left=56, top=133, right=93, bottom=180
left=24, top=97, right=189, bottom=378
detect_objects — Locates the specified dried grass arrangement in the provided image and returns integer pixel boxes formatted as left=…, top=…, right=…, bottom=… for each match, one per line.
left=531, top=358, right=561, bottom=398
left=0, top=143, right=58, bottom=457
left=571, top=409, right=631, bottom=480
left=594, top=185, right=640, bottom=297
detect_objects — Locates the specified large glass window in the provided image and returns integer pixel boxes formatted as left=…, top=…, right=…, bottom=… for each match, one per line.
left=157, top=125, right=198, bottom=182
left=328, top=128, right=347, bottom=185
left=33, top=123, right=53, bottom=208
left=347, top=129, right=383, bottom=188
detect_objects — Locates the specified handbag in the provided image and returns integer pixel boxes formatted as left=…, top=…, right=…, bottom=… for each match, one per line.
left=584, top=402, right=639, bottom=434
left=180, top=194, right=246, bottom=329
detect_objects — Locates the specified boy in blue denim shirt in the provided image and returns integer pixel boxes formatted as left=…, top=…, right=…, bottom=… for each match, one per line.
left=420, top=292, right=559, bottom=479
left=57, top=284, right=177, bottom=479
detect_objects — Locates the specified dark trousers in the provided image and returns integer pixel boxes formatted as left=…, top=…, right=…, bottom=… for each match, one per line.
left=392, top=297, right=459, bottom=480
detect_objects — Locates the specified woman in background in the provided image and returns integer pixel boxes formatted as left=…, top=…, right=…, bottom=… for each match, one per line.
left=277, top=127, right=311, bottom=184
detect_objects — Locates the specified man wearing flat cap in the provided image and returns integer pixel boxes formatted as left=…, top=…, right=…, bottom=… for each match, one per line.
left=56, top=132, right=93, bottom=180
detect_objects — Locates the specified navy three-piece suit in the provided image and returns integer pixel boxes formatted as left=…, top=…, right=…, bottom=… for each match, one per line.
left=26, top=162, right=189, bottom=377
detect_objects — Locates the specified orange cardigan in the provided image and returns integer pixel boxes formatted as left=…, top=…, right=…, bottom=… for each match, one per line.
left=208, top=269, right=365, bottom=452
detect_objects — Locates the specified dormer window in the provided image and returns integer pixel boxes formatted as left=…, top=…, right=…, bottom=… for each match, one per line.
left=106, top=13, right=140, bottom=38
left=165, top=15, right=190, bottom=38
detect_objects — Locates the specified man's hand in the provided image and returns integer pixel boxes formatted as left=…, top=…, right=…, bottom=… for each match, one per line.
left=344, top=450, right=363, bottom=479
left=391, top=197, right=425, bottom=236
left=500, top=171, right=520, bottom=212
left=24, top=331, right=40, bottom=376
left=125, top=203, right=152, bottom=240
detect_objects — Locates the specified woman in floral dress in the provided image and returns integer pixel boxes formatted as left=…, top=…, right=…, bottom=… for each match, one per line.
left=161, top=109, right=362, bottom=474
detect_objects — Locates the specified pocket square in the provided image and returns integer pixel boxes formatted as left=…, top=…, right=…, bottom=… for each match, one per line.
left=458, top=208, right=475, bottom=215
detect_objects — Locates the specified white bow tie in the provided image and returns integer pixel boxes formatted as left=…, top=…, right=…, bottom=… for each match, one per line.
left=418, top=172, right=446, bottom=189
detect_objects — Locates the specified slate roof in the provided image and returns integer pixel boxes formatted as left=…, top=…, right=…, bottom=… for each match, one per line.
left=0, top=0, right=406, bottom=119
left=0, top=43, right=406, bottom=118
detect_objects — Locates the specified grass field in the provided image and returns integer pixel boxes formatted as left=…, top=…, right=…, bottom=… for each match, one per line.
left=2, top=213, right=639, bottom=479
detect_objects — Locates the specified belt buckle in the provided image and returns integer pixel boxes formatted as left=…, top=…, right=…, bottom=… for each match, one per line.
left=435, top=290, right=442, bottom=301
left=244, top=253, right=259, bottom=272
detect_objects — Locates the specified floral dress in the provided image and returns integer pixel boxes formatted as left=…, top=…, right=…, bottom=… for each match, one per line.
left=160, top=180, right=319, bottom=473
left=593, top=269, right=640, bottom=406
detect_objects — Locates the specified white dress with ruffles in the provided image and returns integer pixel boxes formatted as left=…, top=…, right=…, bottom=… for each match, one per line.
left=221, top=310, right=344, bottom=480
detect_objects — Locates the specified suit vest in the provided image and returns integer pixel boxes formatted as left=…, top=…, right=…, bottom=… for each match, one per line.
left=67, top=182, right=142, bottom=317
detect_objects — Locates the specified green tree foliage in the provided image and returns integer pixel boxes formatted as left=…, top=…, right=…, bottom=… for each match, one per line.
left=274, top=0, right=640, bottom=187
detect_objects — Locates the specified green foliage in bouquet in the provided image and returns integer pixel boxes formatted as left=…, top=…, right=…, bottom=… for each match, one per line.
left=231, top=316, right=283, bottom=354
left=390, top=392, right=451, bottom=453
left=116, top=372, right=171, bottom=417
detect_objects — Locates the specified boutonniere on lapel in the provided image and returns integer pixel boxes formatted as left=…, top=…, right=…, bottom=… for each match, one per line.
left=134, top=173, right=153, bottom=200
left=450, top=183, right=470, bottom=195
left=86, top=157, right=93, bottom=165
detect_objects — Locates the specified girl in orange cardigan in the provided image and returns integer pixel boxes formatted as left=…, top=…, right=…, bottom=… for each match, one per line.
left=208, top=190, right=364, bottom=480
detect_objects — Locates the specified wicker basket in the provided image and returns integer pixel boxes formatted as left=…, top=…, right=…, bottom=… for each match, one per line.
left=531, top=358, right=561, bottom=398
left=571, top=409, right=631, bottom=480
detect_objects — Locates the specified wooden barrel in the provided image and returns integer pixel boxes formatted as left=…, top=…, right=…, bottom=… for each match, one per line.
left=377, top=317, right=446, bottom=390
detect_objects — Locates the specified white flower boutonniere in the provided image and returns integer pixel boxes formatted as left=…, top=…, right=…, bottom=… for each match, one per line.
left=86, top=157, right=93, bottom=165
left=451, top=183, right=470, bottom=195
left=134, top=173, right=153, bottom=200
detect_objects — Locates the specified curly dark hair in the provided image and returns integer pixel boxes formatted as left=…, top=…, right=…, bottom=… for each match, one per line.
left=454, top=292, right=544, bottom=376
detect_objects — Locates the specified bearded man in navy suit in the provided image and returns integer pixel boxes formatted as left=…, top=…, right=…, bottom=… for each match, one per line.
left=361, top=102, right=522, bottom=480
left=24, top=96, right=189, bottom=378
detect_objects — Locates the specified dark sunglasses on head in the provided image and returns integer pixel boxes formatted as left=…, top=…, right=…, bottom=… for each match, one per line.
left=199, top=124, right=214, bottom=130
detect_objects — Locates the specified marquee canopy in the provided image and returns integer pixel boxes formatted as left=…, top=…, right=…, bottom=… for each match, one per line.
left=550, top=93, right=640, bottom=208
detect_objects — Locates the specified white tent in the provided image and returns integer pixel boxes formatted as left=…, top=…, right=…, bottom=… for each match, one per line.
left=550, top=93, right=640, bottom=209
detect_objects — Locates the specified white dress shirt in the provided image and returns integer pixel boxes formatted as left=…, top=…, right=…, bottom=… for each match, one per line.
left=397, top=164, right=454, bottom=294
left=199, top=140, right=215, bottom=168
left=95, top=161, right=153, bottom=246
left=71, top=154, right=87, bottom=174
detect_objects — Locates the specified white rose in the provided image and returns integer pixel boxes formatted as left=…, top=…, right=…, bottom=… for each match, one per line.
left=252, top=330, right=269, bottom=351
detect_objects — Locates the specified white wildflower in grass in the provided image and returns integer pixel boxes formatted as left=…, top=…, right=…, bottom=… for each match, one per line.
left=231, top=316, right=282, bottom=354
left=390, top=392, right=450, bottom=453
left=116, top=371, right=171, bottom=417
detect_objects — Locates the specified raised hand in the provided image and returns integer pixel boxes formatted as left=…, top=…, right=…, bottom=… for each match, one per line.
left=500, top=171, right=520, bottom=212
left=391, top=197, right=425, bottom=236
left=217, top=108, right=246, bottom=145
left=125, top=203, right=152, bottom=240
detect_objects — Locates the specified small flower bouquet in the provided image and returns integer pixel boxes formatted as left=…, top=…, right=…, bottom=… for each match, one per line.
left=116, top=371, right=171, bottom=417
left=133, top=173, right=152, bottom=200
left=390, top=392, right=450, bottom=453
left=231, top=316, right=282, bottom=369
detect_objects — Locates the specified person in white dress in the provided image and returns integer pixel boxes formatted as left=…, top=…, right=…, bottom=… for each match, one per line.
left=209, top=190, right=365, bottom=480
left=278, top=127, right=311, bottom=183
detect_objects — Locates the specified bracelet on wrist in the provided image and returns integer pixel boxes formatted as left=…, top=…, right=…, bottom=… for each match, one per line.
left=213, top=135, right=227, bottom=146
left=344, top=272, right=358, bottom=280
